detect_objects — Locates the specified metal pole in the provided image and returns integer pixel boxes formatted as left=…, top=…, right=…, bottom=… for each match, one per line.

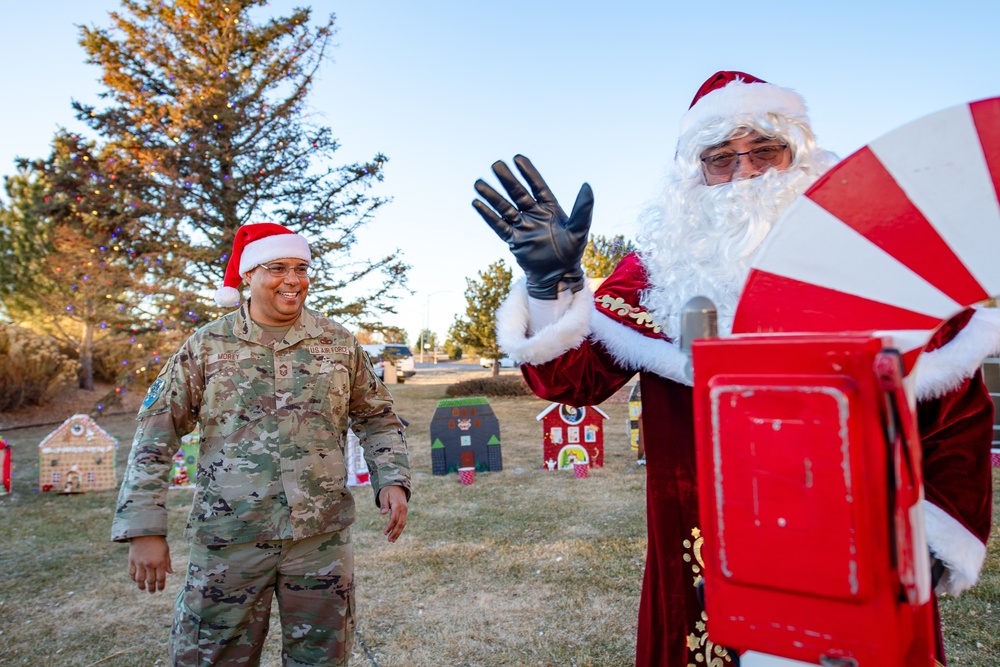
left=423, top=291, right=448, bottom=364
left=680, top=296, right=718, bottom=383
left=424, top=294, right=430, bottom=363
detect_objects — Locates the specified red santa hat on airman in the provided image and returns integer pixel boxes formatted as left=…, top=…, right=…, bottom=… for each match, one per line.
left=214, top=222, right=311, bottom=307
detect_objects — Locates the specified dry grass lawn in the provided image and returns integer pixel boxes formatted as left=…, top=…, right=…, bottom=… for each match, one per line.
left=0, top=369, right=997, bottom=666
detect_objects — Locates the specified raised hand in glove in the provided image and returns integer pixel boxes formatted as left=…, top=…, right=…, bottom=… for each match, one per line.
left=473, top=155, right=594, bottom=300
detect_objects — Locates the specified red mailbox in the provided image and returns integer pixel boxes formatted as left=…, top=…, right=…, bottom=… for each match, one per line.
left=692, top=333, right=934, bottom=667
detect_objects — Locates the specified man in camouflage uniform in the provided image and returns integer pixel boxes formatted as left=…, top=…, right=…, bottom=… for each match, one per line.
left=112, top=222, right=410, bottom=666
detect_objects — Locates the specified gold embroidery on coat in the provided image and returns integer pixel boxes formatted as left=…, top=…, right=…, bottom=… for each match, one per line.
left=683, top=527, right=731, bottom=666
left=595, top=294, right=663, bottom=334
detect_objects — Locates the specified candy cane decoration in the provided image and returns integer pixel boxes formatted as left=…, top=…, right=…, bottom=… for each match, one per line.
left=734, top=98, right=1000, bottom=372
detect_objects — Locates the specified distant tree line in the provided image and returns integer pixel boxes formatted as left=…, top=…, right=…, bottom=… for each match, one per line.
left=444, top=234, right=635, bottom=375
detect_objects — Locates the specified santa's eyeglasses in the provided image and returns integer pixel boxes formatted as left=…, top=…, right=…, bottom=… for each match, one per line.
left=700, top=144, right=788, bottom=175
left=258, top=263, right=311, bottom=278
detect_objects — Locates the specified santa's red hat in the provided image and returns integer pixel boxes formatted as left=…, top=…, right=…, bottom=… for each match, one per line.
left=214, top=222, right=311, bottom=307
left=679, top=70, right=809, bottom=138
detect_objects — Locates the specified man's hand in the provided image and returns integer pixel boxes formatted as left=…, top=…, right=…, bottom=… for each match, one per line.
left=128, top=535, right=173, bottom=594
left=473, top=155, right=594, bottom=300
left=379, top=484, right=409, bottom=543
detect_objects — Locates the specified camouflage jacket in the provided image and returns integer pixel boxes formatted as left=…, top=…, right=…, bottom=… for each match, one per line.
left=111, top=304, right=410, bottom=545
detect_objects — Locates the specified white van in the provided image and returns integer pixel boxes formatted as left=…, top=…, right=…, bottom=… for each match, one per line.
left=361, top=344, right=417, bottom=383
left=480, top=355, right=516, bottom=368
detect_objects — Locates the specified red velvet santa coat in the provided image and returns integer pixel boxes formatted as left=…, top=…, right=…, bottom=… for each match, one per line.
left=498, top=252, right=999, bottom=667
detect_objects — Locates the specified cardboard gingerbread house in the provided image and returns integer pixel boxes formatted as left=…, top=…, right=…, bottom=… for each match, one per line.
left=38, top=414, right=118, bottom=493
left=0, top=437, right=10, bottom=495
left=537, top=403, right=608, bottom=470
left=628, top=382, right=646, bottom=465
left=429, top=397, right=502, bottom=475
left=169, top=430, right=200, bottom=489
left=628, top=383, right=641, bottom=452
left=346, top=428, right=371, bottom=486
left=980, top=356, right=1000, bottom=466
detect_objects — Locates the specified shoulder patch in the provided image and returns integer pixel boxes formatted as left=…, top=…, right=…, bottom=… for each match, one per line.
left=142, top=378, right=165, bottom=409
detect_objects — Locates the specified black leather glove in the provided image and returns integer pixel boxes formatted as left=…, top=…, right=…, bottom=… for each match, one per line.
left=473, top=155, right=594, bottom=300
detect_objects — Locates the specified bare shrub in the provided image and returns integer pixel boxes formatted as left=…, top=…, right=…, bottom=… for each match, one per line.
left=92, top=338, right=167, bottom=384
left=92, top=339, right=134, bottom=383
left=445, top=374, right=532, bottom=398
left=0, top=323, right=80, bottom=411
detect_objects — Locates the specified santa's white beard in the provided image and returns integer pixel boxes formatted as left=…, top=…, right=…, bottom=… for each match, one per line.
left=638, top=165, right=821, bottom=340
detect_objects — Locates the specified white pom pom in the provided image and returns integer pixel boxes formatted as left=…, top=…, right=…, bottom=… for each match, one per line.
left=214, top=286, right=241, bottom=308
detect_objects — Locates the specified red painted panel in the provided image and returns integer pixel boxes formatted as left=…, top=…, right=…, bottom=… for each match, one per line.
left=712, top=381, right=864, bottom=601
left=971, top=98, right=1000, bottom=206
left=734, top=269, right=944, bottom=334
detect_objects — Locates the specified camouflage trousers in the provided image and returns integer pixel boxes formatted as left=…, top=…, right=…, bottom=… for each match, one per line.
left=170, top=529, right=355, bottom=667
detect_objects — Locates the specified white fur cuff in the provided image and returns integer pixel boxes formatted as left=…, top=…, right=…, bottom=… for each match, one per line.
left=924, top=500, right=987, bottom=596
left=496, top=279, right=594, bottom=365
left=590, top=311, right=692, bottom=385
left=679, top=79, right=808, bottom=141
left=238, top=233, right=311, bottom=274
left=915, top=308, right=1000, bottom=401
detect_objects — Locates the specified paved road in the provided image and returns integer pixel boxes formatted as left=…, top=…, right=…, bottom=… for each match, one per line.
left=404, top=360, right=520, bottom=384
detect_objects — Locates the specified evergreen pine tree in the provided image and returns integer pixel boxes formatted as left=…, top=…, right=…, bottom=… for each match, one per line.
left=448, top=260, right=512, bottom=376
left=0, top=132, right=162, bottom=390
left=75, top=0, right=407, bottom=323
left=581, top=233, right=636, bottom=279
left=413, top=328, right=437, bottom=356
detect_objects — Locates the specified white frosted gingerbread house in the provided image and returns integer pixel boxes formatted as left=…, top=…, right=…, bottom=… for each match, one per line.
left=346, top=428, right=371, bottom=487
left=38, top=414, right=118, bottom=493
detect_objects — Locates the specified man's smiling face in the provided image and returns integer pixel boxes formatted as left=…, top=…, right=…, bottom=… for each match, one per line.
left=243, top=259, right=311, bottom=326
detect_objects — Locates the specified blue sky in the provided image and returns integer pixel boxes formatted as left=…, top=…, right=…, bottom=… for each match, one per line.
left=3, top=1, right=1000, bottom=346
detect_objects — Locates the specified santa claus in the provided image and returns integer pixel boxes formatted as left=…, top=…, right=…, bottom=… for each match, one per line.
left=473, top=71, right=1000, bottom=666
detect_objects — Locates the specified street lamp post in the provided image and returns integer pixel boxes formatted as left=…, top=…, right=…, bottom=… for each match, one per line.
left=422, top=290, right=448, bottom=363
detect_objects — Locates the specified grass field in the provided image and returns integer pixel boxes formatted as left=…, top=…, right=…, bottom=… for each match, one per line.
left=0, top=371, right=997, bottom=666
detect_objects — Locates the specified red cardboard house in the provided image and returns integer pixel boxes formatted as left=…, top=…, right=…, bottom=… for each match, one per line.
left=0, top=437, right=10, bottom=495
left=168, top=429, right=200, bottom=489
left=536, top=403, right=607, bottom=471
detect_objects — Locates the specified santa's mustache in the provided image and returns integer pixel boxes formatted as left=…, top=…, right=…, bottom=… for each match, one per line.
left=637, top=166, right=817, bottom=340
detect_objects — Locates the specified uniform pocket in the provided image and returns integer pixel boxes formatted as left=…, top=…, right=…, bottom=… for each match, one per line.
left=204, top=360, right=268, bottom=438
left=169, top=592, right=203, bottom=666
